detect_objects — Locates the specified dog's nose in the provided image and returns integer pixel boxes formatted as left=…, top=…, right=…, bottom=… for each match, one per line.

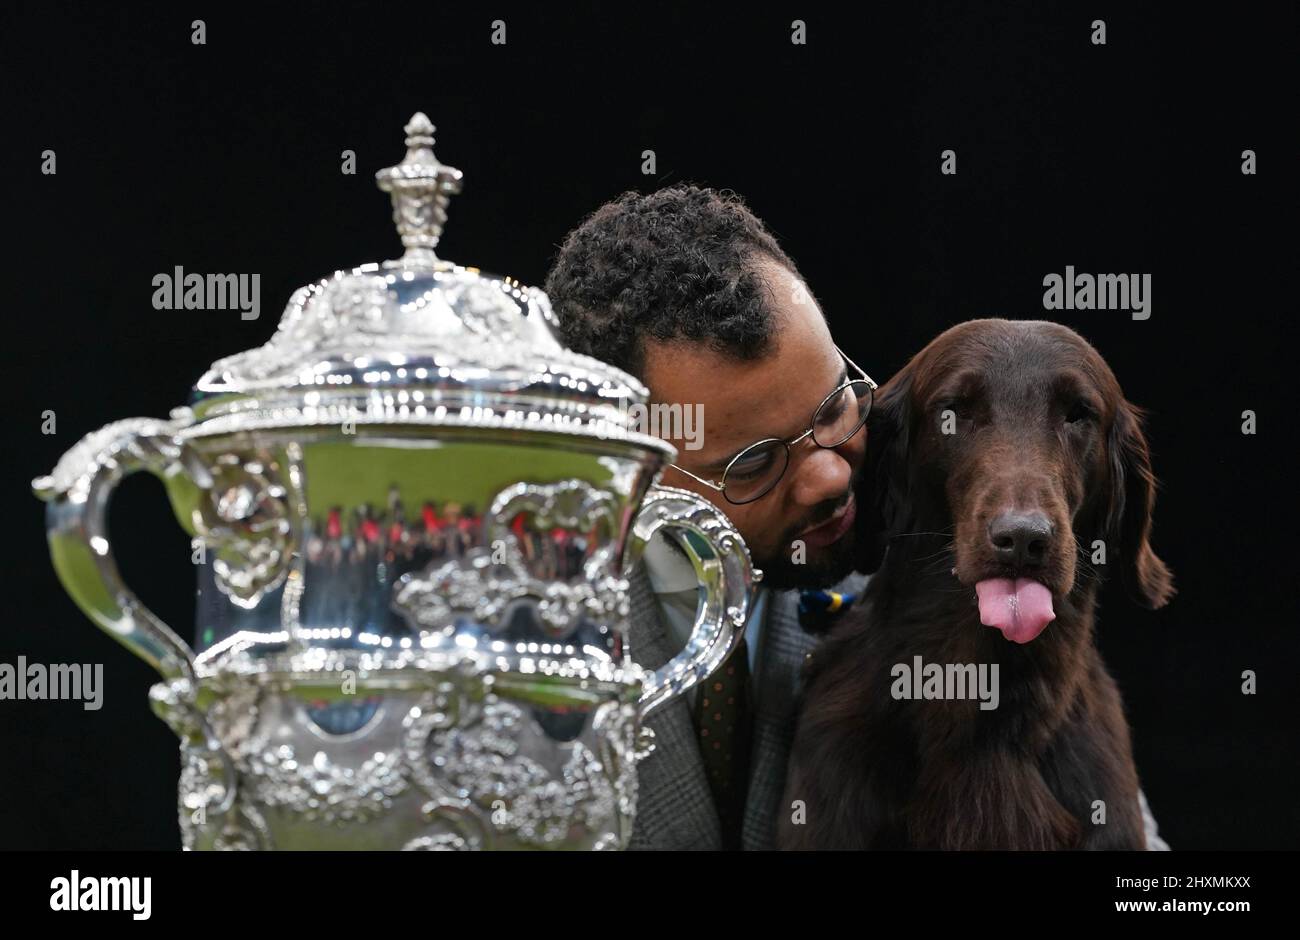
left=988, top=512, right=1053, bottom=568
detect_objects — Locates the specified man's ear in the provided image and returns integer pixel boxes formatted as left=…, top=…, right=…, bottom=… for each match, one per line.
left=853, top=365, right=914, bottom=575
left=1106, top=400, right=1175, bottom=608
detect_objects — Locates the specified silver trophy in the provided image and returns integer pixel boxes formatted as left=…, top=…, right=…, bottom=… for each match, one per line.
left=33, top=113, right=757, bottom=850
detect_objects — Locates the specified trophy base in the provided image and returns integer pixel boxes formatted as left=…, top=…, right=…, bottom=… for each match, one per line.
left=153, top=665, right=642, bottom=850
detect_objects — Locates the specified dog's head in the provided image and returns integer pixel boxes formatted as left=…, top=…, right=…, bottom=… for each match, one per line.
left=855, top=319, right=1173, bottom=642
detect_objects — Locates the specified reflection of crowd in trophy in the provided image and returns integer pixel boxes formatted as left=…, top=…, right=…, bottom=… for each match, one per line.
left=508, top=517, right=595, bottom=582
left=302, top=486, right=485, bottom=636
left=305, top=486, right=484, bottom=568
left=297, top=484, right=604, bottom=643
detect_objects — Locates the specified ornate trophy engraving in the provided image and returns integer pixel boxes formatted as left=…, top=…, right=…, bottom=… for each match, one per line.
left=33, top=114, right=758, bottom=850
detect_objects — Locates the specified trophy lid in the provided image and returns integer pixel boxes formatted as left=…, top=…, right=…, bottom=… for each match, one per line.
left=184, top=113, right=668, bottom=455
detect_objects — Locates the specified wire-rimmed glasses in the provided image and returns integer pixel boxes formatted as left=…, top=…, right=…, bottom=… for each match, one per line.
left=667, top=346, right=877, bottom=505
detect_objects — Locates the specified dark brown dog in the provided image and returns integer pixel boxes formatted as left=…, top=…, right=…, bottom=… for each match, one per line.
left=779, top=319, right=1174, bottom=850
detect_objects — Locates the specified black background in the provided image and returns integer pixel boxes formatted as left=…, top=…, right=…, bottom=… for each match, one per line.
left=2, top=3, right=1295, bottom=850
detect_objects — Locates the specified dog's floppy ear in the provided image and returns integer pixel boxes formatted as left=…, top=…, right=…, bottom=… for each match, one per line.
left=853, top=364, right=915, bottom=575
left=1106, top=400, right=1175, bottom=608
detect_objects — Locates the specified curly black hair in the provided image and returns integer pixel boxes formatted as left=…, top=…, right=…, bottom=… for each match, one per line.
left=543, top=184, right=810, bottom=378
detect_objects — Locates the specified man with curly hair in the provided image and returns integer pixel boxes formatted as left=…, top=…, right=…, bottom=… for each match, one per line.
left=543, top=185, right=1168, bottom=852
left=544, top=185, right=871, bottom=850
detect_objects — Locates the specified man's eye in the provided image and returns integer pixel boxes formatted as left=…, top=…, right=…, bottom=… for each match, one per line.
left=727, top=449, right=777, bottom=480
left=821, top=395, right=848, bottom=421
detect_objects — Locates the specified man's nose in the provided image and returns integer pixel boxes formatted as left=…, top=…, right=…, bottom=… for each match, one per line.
left=988, top=511, right=1053, bottom=569
left=788, top=441, right=857, bottom=507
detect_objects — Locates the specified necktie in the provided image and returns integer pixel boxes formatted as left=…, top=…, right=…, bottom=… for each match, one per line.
left=692, top=635, right=753, bottom=850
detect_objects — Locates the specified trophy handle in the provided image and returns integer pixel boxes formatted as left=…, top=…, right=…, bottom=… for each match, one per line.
left=33, top=417, right=209, bottom=684
left=625, top=484, right=760, bottom=719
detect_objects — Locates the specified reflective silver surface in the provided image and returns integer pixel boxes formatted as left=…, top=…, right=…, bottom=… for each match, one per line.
left=34, top=114, right=759, bottom=850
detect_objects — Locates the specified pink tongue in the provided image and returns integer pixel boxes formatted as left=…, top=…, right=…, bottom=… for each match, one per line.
left=975, top=578, right=1055, bottom=644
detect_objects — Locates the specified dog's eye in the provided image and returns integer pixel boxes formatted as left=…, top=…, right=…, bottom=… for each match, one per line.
left=935, top=399, right=972, bottom=420
left=1064, top=401, right=1098, bottom=424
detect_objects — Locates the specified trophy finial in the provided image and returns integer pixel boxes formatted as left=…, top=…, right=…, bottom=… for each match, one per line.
left=404, top=111, right=435, bottom=145
left=375, top=112, right=464, bottom=267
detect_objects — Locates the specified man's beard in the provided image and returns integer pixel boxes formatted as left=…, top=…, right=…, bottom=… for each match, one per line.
left=753, top=526, right=859, bottom=592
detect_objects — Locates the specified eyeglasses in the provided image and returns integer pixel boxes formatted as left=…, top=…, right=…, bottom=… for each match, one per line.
left=667, top=345, right=877, bottom=505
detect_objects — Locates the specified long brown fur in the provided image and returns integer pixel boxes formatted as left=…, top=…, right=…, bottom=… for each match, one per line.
left=779, top=319, right=1173, bottom=850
